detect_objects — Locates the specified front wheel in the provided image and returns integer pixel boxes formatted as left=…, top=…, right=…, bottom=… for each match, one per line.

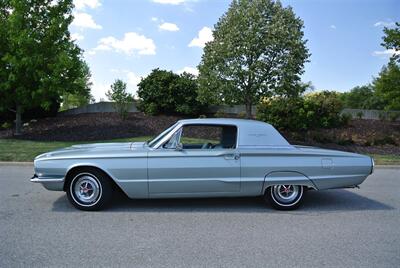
left=264, top=185, right=305, bottom=210
left=66, top=168, right=113, bottom=211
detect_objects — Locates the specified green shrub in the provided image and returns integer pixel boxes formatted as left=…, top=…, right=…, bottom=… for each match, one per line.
left=340, top=113, right=352, bottom=125
left=256, top=91, right=344, bottom=131
left=378, top=111, right=387, bottom=121
left=303, top=91, right=344, bottom=129
left=137, top=102, right=158, bottom=115
left=1, top=122, right=12, bottom=129
left=214, top=110, right=228, bottom=118
left=389, top=112, right=400, bottom=122
left=256, top=97, right=307, bottom=131
left=356, top=111, right=364, bottom=119
left=237, top=111, right=247, bottom=119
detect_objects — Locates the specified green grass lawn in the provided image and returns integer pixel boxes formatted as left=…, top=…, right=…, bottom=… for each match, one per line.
left=0, top=138, right=399, bottom=165
left=0, top=137, right=150, bottom=162
left=370, top=154, right=400, bottom=165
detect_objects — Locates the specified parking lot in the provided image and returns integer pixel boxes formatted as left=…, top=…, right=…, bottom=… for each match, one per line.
left=1, top=164, right=399, bottom=267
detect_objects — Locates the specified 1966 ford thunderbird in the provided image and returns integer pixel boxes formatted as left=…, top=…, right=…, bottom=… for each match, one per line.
left=31, top=118, right=374, bottom=211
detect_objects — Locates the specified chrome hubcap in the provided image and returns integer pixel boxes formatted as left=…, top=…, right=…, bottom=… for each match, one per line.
left=73, top=175, right=101, bottom=204
left=272, top=185, right=300, bottom=204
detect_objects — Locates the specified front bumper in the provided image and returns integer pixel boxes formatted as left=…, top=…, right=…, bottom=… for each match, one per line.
left=30, top=174, right=65, bottom=191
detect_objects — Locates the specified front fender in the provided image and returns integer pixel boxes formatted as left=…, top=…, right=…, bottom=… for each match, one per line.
left=64, top=162, right=131, bottom=195
left=64, top=159, right=148, bottom=198
left=262, top=171, right=318, bottom=193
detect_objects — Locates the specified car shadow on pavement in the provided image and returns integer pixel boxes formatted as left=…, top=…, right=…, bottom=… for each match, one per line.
left=51, top=189, right=393, bottom=213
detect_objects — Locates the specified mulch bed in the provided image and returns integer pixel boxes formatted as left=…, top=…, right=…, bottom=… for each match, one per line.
left=282, top=119, right=400, bottom=155
left=0, top=113, right=184, bottom=141
left=0, top=113, right=399, bottom=155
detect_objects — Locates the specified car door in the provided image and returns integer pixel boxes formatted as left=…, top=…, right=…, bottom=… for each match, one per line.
left=147, top=124, right=241, bottom=197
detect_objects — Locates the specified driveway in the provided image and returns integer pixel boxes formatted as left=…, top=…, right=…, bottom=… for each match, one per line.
left=0, top=165, right=399, bottom=267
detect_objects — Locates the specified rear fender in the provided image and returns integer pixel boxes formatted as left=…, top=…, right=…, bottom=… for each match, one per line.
left=262, top=171, right=318, bottom=193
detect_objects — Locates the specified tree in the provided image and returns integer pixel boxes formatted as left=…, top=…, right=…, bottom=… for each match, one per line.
left=367, top=21, right=400, bottom=111
left=137, top=69, right=204, bottom=115
left=340, top=85, right=386, bottom=110
left=0, top=0, right=92, bottom=134
left=60, top=92, right=94, bottom=111
left=60, top=62, right=94, bottom=110
left=382, top=22, right=400, bottom=63
left=106, top=79, right=133, bottom=119
left=374, top=61, right=400, bottom=111
left=197, top=0, right=310, bottom=118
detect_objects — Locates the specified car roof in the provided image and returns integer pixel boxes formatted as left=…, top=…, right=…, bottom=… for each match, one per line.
left=178, top=117, right=270, bottom=126
left=177, top=118, right=291, bottom=147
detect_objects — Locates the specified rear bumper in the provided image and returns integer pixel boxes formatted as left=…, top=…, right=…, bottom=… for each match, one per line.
left=30, top=174, right=65, bottom=191
left=371, top=157, right=375, bottom=174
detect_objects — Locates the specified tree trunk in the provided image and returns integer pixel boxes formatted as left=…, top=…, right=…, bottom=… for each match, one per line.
left=245, top=102, right=252, bottom=119
left=15, top=105, right=22, bottom=136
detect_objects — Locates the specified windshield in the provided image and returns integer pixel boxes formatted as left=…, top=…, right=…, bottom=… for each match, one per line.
left=147, top=122, right=179, bottom=148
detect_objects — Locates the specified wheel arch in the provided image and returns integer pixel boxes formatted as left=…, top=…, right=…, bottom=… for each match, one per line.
left=262, top=170, right=318, bottom=194
left=63, top=164, right=128, bottom=197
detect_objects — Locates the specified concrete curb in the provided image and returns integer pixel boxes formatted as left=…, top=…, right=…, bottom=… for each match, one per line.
left=375, top=165, right=400, bottom=169
left=0, top=162, right=33, bottom=166
left=0, top=162, right=399, bottom=169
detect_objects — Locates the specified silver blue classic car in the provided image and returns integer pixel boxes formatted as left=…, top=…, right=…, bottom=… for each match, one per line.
left=31, top=118, right=374, bottom=211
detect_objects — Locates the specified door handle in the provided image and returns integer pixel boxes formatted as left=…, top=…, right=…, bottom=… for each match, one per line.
left=224, top=153, right=240, bottom=160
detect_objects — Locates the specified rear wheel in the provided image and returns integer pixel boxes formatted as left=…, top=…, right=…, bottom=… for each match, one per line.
left=264, top=185, right=305, bottom=210
left=66, top=168, right=113, bottom=211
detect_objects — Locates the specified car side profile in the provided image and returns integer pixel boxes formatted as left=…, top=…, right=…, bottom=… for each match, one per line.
left=31, top=118, right=374, bottom=211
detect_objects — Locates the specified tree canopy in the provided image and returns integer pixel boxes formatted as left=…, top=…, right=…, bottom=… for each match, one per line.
left=137, top=69, right=204, bottom=116
left=340, top=85, right=386, bottom=110
left=382, top=22, right=400, bottom=63
left=197, top=0, right=310, bottom=118
left=0, top=0, right=91, bottom=134
left=60, top=62, right=94, bottom=110
left=373, top=21, right=400, bottom=111
left=374, top=61, right=400, bottom=111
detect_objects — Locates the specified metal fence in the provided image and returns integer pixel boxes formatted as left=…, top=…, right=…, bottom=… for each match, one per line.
left=58, top=102, right=255, bottom=116
left=58, top=102, right=399, bottom=121
left=58, top=102, right=138, bottom=116
left=341, top=108, right=400, bottom=121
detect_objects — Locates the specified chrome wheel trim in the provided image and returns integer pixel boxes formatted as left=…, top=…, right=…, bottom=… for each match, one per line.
left=70, top=173, right=102, bottom=207
left=270, top=185, right=303, bottom=207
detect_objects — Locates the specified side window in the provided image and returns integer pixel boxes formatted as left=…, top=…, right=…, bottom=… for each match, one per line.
left=163, top=128, right=182, bottom=149
left=178, top=125, right=237, bottom=150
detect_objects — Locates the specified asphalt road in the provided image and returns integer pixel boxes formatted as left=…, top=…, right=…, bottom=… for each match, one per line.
left=0, top=165, right=399, bottom=268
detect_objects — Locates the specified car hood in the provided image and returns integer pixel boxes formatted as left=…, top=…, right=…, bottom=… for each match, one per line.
left=35, top=141, right=149, bottom=161
left=70, top=141, right=146, bottom=149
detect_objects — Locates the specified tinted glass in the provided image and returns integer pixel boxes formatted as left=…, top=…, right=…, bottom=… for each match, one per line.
left=178, top=125, right=237, bottom=149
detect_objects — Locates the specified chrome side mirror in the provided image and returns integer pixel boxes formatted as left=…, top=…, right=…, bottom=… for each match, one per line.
left=175, top=143, right=183, bottom=151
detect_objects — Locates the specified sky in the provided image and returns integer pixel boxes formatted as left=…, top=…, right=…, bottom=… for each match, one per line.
left=70, top=0, right=400, bottom=101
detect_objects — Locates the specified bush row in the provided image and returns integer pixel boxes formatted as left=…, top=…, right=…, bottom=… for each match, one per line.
left=256, top=91, right=349, bottom=131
